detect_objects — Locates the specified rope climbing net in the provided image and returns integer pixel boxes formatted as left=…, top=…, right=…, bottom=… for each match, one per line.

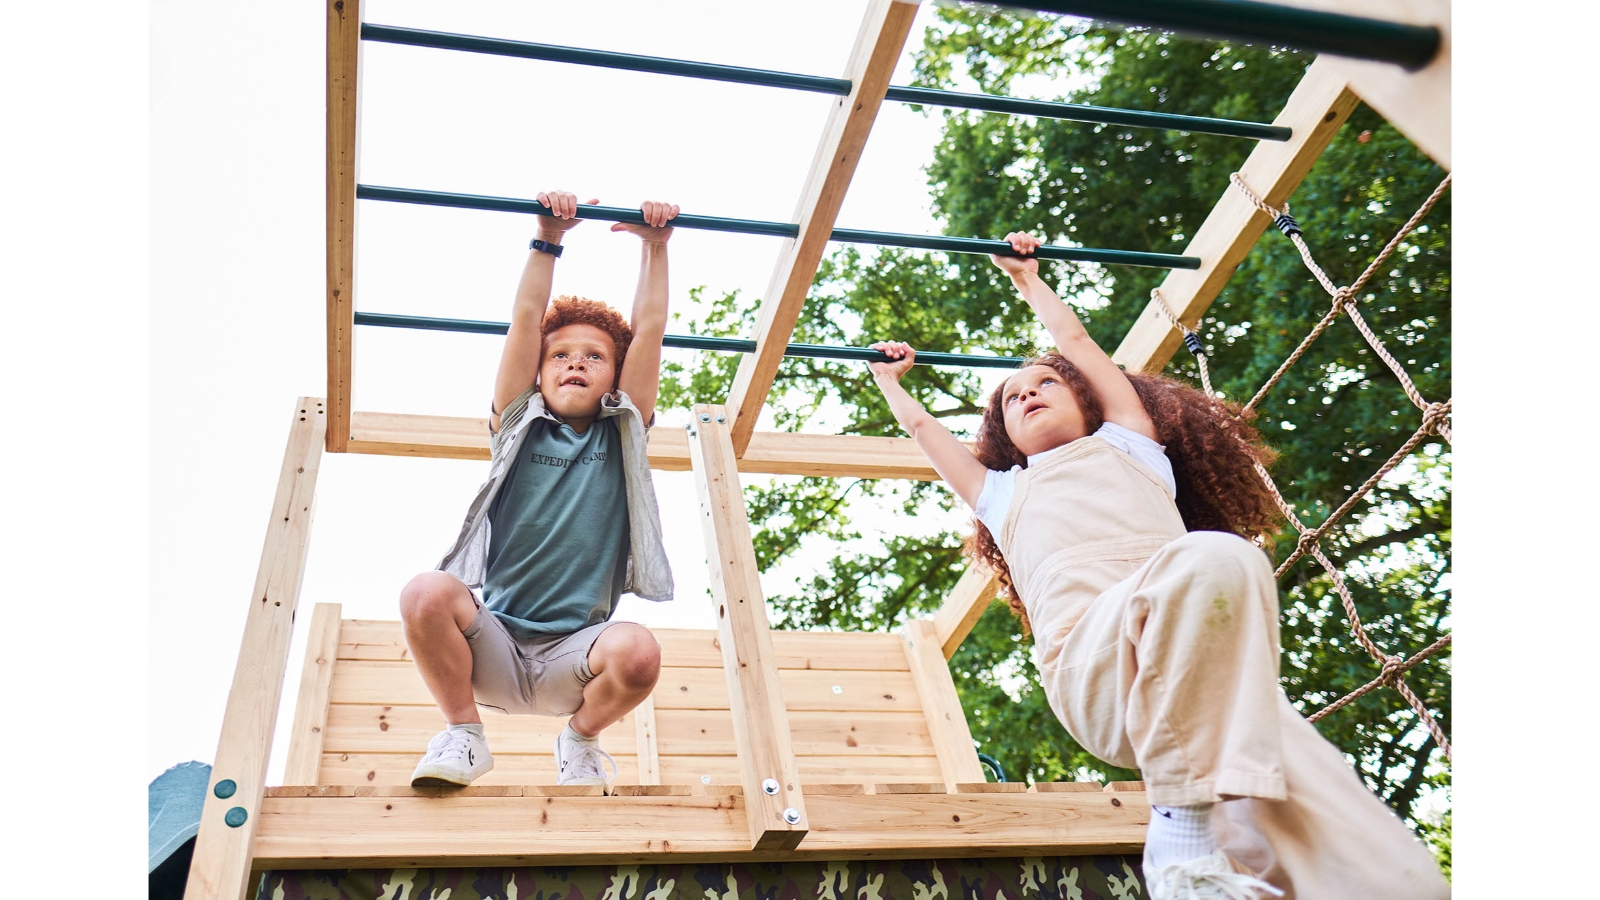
left=1154, top=173, right=1453, bottom=761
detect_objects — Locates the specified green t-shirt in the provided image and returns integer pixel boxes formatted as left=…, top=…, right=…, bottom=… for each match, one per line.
left=481, top=415, right=631, bottom=639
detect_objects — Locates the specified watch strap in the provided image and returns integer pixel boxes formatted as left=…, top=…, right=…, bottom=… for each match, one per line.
left=528, top=238, right=564, bottom=258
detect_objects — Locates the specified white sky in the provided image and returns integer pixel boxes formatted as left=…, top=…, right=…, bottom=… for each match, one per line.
left=5, top=0, right=1593, bottom=892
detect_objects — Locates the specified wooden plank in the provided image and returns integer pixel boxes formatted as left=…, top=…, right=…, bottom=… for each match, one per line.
left=319, top=750, right=939, bottom=787
left=185, top=399, right=326, bottom=900
left=873, top=783, right=947, bottom=795
left=902, top=619, right=986, bottom=787
left=805, top=783, right=868, bottom=796
left=634, top=693, right=661, bottom=785
left=660, top=753, right=943, bottom=785
left=1277, top=0, right=1450, bottom=168
left=325, top=0, right=361, bottom=452
left=320, top=705, right=636, bottom=755
left=611, top=784, right=694, bottom=797
left=346, top=411, right=948, bottom=480
left=330, top=659, right=920, bottom=713
left=252, top=790, right=1149, bottom=868
left=1032, top=782, right=1106, bottom=793
left=657, top=708, right=933, bottom=758
left=932, top=565, right=1000, bottom=660
left=320, top=752, right=638, bottom=786
left=688, top=403, right=807, bottom=848
left=1105, top=781, right=1146, bottom=792
left=340, top=620, right=911, bottom=670
left=955, top=782, right=1028, bottom=793
left=1112, top=59, right=1360, bottom=374
left=283, top=603, right=343, bottom=785
left=723, top=0, right=922, bottom=454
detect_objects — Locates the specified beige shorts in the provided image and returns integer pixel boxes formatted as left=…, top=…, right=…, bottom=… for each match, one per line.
left=463, top=605, right=617, bottom=716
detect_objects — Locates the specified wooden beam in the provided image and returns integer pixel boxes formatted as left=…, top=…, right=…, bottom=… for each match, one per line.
left=250, top=789, right=1148, bottom=868
left=633, top=695, right=661, bottom=786
left=932, top=565, right=1000, bottom=660
left=283, top=602, right=343, bottom=785
left=687, top=404, right=808, bottom=849
left=347, top=410, right=954, bottom=480
left=1112, top=59, right=1360, bottom=374
left=325, top=0, right=361, bottom=451
left=902, top=619, right=986, bottom=788
left=1278, top=0, right=1450, bottom=169
left=186, top=398, right=326, bottom=900
left=724, top=0, right=920, bottom=455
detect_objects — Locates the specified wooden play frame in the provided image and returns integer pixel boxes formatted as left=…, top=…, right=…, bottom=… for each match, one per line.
left=180, top=1, right=1451, bottom=896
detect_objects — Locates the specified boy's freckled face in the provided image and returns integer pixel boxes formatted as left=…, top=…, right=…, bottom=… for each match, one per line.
left=1001, top=364, right=1088, bottom=456
left=539, top=323, right=617, bottom=420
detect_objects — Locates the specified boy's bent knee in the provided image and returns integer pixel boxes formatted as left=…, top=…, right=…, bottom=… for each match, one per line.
left=594, top=624, right=661, bottom=691
left=399, top=571, right=474, bottom=625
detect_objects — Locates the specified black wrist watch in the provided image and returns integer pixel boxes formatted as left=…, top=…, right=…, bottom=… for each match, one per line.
left=528, top=238, right=564, bottom=257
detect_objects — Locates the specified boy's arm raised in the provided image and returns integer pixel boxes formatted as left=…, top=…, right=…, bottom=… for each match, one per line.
left=991, top=233, right=1157, bottom=441
left=869, top=342, right=988, bottom=508
left=491, top=190, right=593, bottom=433
left=613, top=200, right=680, bottom=427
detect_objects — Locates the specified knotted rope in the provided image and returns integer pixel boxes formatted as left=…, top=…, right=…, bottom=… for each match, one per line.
left=1168, top=172, right=1453, bottom=761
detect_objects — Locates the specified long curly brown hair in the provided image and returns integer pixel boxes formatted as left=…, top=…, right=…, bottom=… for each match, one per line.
left=964, top=352, right=1281, bottom=633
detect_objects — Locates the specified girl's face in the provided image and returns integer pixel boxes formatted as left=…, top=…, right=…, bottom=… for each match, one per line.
left=1001, top=364, right=1090, bottom=457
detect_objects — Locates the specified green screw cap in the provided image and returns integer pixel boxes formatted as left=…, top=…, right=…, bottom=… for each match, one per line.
left=224, top=807, right=248, bottom=828
left=214, top=779, right=237, bottom=799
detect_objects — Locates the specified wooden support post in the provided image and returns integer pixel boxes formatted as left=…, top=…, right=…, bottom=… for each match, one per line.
left=283, top=603, right=343, bottom=785
left=688, top=404, right=808, bottom=849
left=185, top=398, right=326, bottom=900
left=932, top=565, right=1000, bottom=660
left=725, top=0, right=920, bottom=454
left=1112, top=59, right=1360, bottom=374
left=325, top=0, right=362, bottom=451
left=902, top=618, right=986, bottom=787
left=1278, top=0, right=1450, bottom=168
left=633, top=694, right=661, bottom=786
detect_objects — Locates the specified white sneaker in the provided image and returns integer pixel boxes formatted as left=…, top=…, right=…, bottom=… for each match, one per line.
left=410, top=727, right=493, bottom=787
left=554, top=730, right=617, bottom=789
left=1147, top=851, right=1284, bottom=900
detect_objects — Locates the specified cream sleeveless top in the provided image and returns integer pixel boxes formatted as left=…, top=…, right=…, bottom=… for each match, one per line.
left=996, top=435, right=1187, bottom=669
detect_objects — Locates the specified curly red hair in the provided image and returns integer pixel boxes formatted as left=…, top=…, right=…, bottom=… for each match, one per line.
left=964, top=352, right=1282, bottom=634
left=542, top=296, right=633, bottom=373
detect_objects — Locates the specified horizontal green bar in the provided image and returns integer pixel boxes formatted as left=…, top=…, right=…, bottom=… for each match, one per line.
left=362, top=23, right=1287, bottom=140
left=1027, top=0, right=1440, bottom=71
left=882, top=86, right=1288, bottom=141
left=353, top=312, right=1025, bottom=370
left=356, top=185, right=1200, bottom=270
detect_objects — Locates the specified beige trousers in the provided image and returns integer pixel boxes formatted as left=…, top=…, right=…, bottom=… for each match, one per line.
left=1044, top=531, right=1448, bottom=900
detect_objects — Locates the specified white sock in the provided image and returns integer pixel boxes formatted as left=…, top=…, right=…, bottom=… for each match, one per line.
left=1145, top=804, right=1217, bottom=870
left=448, top=722, right=484, bottom=740
left=562, top=722, right=598, bottom=744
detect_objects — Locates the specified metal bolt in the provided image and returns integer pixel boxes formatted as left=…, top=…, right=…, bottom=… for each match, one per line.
left=688, top=429, right=697, bottom=438
left=783, top=808, right=802, bottom=825
left=832, top=685, right=842, bottom=695
left=699, top=413, right=711, bottom=422
left=701, top=775, right=712, bottom=784
left=762, top=778, right=780, bottom=795
left=224, top=807, right=248, bottom=828
left=213, top=779, right=237, bottom=799
left=684, top=422, right=692, bottom=430
left=715, top=414, right=726, bottom=423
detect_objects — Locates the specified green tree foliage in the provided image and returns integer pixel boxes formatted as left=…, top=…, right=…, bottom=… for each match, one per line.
left=659, top=9, right=1450, bottom=857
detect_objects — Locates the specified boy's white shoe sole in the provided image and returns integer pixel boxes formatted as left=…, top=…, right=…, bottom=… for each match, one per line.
left=554, top=733, right=618, bottom=791
left=410, top=728, right=494, bottom=788
left=1147, top=850, right=1283, bottom=900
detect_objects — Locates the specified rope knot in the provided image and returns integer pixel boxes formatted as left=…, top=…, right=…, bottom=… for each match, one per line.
left=1330, top=288, right=1354, bottom=313
left=1422, top=402, right=1450, bottom=433
left=1295, top=530, right=1321, bottom=557
left=1378, top=654, right=1405, bottom=685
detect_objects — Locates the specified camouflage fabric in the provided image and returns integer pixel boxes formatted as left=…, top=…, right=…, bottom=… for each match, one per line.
left=256, top=855, right=1147, bottom=900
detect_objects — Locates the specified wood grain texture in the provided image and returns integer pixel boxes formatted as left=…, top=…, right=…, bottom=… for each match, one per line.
left=252, top=790, right=1149, bottom=868
left=634, top=693, right=661, bottom=785
left=1112, top=59, right=1360, bottom=374
left=932, top=565, right=1000, bottom=660
left=725, top=0, right=921, bottom=453
left=689, top=403, right=808, bottom=848
left=283, top=603, right=343, bottom=785
left=325, top=0, right=360, bottom=451
left=902, top=619, right=986, bottom=787
left=185, top=399, right=326, bottom=900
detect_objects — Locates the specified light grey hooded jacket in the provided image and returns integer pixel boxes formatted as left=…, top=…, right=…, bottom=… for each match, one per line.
left=436, top=384, right=674, bottom=602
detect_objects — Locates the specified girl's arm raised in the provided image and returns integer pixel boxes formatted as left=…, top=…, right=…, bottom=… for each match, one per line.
left=868, top=342, right=988, bottom=508
left=992, top=233, right=1157, bottom=441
